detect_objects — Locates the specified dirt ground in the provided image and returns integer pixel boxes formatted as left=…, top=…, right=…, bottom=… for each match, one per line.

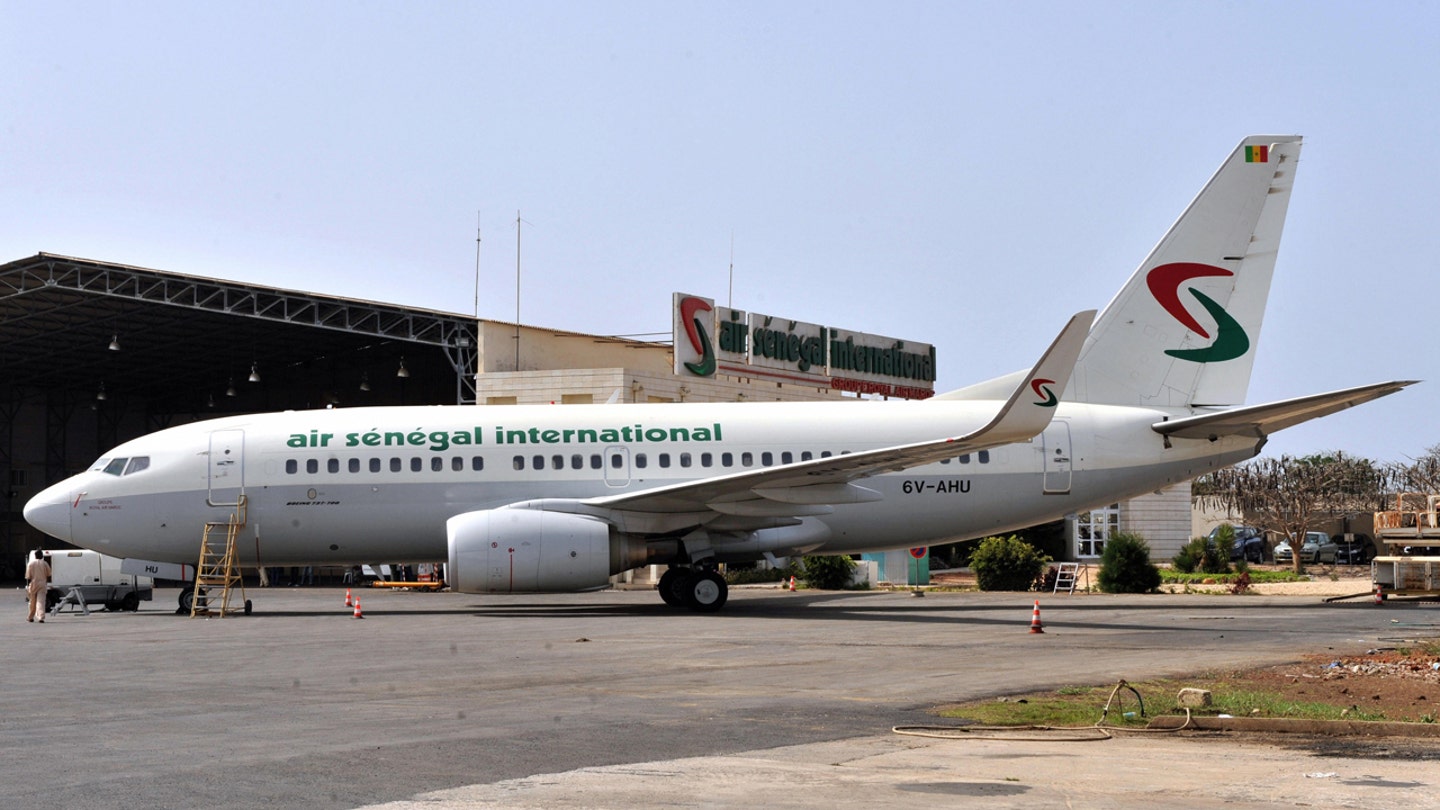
left=931, top=565, right=1440, bottom=726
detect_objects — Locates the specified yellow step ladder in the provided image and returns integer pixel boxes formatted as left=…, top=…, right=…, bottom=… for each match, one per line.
left=191, top=496, right=251, bottom=618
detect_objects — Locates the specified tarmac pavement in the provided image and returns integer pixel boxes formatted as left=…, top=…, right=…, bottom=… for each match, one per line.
left=7, top=584, right=1439, bottom=809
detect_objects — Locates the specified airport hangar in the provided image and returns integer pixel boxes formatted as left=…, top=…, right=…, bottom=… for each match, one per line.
left=0, top=252, right=1191, bottom=582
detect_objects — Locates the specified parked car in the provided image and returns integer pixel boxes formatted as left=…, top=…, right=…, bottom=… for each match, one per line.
left=1273, top=531, right=1339, bottom=564
left=1209, top=524, right=1267, bottom=563
left=1333, top=533, right=1376, bottom=565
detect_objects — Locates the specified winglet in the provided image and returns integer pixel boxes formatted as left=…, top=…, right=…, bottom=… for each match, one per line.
left=959, top=309, right=1095, bottom=446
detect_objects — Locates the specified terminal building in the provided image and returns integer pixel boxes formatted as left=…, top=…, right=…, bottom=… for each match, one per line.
left=0, top=253, right=1191, bottom=582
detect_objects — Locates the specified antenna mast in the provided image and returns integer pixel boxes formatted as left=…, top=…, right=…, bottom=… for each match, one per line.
left=473, top=211, right=481, bottom=319
left=514, top=210, right=522, bottom=370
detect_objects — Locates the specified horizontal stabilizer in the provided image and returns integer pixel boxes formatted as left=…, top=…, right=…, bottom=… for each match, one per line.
left=1152, top=381, right=1418, bottom=441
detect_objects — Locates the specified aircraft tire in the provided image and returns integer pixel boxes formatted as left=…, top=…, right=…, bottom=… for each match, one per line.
left=684, top=570, right=728, bottom=613
left=178, top=586, right=206, bottom=613
left=121, top=592, right=140, bottom=612
left=657, top=567, right=689, bottom=608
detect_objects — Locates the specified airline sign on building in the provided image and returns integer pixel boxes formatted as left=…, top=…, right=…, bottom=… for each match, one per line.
left=673, top=293, right=935, bottom=399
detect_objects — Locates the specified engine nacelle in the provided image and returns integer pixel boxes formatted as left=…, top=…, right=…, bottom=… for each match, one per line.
left=447, top=509, right=638, bottom=593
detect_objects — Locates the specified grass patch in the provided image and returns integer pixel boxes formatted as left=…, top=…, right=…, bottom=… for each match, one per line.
left=1159, top=570, right=1308, bottom=585
left=939, top=676, right=1393, bottom=727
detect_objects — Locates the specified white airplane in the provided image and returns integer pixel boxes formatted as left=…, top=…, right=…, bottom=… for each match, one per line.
left=24, top=135, right=1413, bottom=612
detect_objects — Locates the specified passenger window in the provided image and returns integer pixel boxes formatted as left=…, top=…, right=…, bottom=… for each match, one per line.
left=571, top=454, right=583, bottom=470
left=659, top=454, right=671, bottom=469
left=104, top=458, right=128, bottom=476
left=452, top=457, right=464, bottom=472
left=328, top=459, right=340, bottom=474
left=348, top=458, right=360, bottom=473
left=801, top=451, right=813, bottom=461
left=941, top=458, right=951, bottom=465
left=979, top=450, right=991, bottom=464
left=820, top=451, right=832, bottom=459
left=472, top=456, right=484, bottom=471
left=124, top=457, right=150, bottom=475
left=552, top=455, right=564, bottom=470
left=610, top=453, right=623, bottom=469
left=741, top=452, right=753, bottom=466
left=959, top=454, right=971, bottom=464
left=390, top=458, right=402, bottom=473
left=286, top=459, right=298, bottom=474
left=306, top=459, right=319, bottom=474
left=410, top=458, right=423, bottom=472
left=532, top=455, right=545, bottom=470
left=513, top=456, right=525, bottom=470
left=722, top=452, right=733, bottom=467
left=370, top=458, right=381, bottom=473
left=431, top=457, right=444, bottom=472
left=781, top=452, right=793, bottom=464
left=761, top=452, right=773, bottom=466
left=633, top=453, right=646, bottom=469
left=701, top=452, right=712, bottom=467
left=680, top=452, right=692, bottom=468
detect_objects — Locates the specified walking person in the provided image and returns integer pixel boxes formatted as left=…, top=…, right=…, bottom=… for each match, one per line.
left=25, top=550, right=50, bottom=623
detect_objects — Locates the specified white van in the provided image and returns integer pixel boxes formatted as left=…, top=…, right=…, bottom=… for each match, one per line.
left=42, top=549, right=154, bottom=612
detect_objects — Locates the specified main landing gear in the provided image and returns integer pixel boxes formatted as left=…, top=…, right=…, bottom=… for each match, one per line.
left=657, top=566, right=728, bottom=613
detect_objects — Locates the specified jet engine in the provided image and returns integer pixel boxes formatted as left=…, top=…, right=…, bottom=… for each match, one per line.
left=446, top=509, right=644, bottom=593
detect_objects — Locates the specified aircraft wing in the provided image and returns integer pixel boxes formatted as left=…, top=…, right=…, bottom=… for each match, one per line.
left=1152, top=380, right=1418, bottom=441
left=543, top=311, right=1093, bottom=526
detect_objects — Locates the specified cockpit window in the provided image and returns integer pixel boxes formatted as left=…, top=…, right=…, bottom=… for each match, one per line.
left=124, top=456, right=150, bottom=475
left=102, top=458, right=129, bottom=476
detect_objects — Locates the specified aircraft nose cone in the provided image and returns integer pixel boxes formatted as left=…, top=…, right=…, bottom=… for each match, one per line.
left=23, top=488, right=73, bottom=542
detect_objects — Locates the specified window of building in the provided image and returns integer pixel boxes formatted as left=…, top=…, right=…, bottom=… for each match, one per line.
left=1076, top=505, right=1120, bottom=558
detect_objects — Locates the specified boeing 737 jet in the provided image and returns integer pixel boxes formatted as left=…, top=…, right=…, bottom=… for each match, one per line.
left=24, top=135, right=1414, bottom=611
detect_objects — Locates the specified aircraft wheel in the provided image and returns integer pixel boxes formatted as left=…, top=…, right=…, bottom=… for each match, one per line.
left=685, top=570, right=728, bottom=613
left=658, top=568, right=689, bottom=607
left=121, top=592, right=140, bottom=612
left=178, top=586, right=206, bottom=612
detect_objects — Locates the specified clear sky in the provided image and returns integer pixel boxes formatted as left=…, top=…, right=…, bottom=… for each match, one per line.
left=4, top=1, right=1436, bottom=462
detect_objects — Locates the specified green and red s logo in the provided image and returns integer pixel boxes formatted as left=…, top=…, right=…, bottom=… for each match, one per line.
left=679, top=296, right=716, bottom=377
left=1031, top=378, right=1058, bottom=407
left=1146, top=263, right=1250, bottom=363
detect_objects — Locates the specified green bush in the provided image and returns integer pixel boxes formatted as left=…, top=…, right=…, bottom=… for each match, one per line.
left=970, top=535, right=1050, bottom=591
left=1098, top=532, right=1161, bottom=593
left=724, top=561, right=798, bottom=585
left=801, top=555, right=857, bottom=590
left=1172, top=536, right=1231, bottom=575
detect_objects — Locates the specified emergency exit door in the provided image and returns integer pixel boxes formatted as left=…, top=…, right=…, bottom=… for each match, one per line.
left=207, top=429, right=245, bottom=506
left=1042, top=421, right=1072, bottom=495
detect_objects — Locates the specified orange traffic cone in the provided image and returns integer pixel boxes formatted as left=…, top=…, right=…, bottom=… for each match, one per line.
left=789, top=576, right=796, bottom=592
left=345, top=588, right=353, bottom=607
left=1374, top=586, right=1384, bottom=606
left=353, top=596, right=364, bottom=619
left=1029, top=600, right=1045, bottom=634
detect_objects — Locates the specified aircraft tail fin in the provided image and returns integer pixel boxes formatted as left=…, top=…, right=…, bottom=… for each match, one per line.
left=1069, top=135, right=1303, bottom=408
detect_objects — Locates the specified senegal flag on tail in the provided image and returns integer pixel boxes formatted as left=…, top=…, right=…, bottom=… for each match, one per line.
left=1245, top=144, right=1269, bottom=163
